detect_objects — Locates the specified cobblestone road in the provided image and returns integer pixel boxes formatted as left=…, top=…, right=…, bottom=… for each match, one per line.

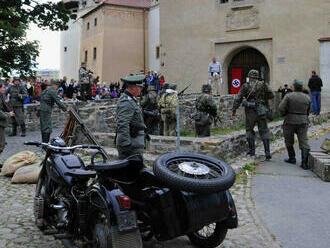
left=0, top=121, right=328, bottom=248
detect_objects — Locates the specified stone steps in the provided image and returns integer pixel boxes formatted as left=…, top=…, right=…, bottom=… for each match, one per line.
left=309, top=151, right=330, bottom=182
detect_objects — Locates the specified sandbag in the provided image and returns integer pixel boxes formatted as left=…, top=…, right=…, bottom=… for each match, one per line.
left=321, top=138, right=330, bottom=153
left=1, top=151, right=38, bottom=176
left=11, top=162, right=41, bottom=184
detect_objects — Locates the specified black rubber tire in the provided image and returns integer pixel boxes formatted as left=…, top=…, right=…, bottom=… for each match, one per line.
left=187, top=222, right=228, bottom=248
left=153, top=153, right=235, bottom=194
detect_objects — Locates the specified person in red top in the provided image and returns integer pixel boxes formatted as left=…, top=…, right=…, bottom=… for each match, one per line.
left=92, top=84, right=97, bottom=98
left=160, top=75, right=165, bottom=88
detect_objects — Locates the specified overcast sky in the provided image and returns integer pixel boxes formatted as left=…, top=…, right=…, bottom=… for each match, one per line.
left=26, top=0, right=61, bottom=70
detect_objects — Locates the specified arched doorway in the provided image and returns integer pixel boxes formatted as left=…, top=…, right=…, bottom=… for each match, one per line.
left=227, top=48, right=269, bottom=94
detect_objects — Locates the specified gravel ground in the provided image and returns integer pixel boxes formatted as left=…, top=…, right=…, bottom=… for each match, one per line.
left=0, top=121, right=329, bottom=248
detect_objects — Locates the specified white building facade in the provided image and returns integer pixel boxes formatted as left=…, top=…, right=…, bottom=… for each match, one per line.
left=60, top=0, right=100, bottom=81
left=148, top=0, right=160, bottom=72
left=319, top=38, right=330, bottom=110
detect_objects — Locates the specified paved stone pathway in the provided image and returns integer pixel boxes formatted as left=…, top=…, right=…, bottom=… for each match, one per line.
left=252, top=133, right=330, bottom=248
left=0, top=121, right=329, bottom=247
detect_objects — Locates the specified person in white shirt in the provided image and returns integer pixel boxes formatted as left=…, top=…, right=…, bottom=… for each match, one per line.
left=208, top=57, right=222, bottom=95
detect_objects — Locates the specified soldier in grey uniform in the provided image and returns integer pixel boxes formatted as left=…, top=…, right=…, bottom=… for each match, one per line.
left=232, top=70, right=274, bottom=160
left=0, top=82, right=14, bottom=159
left=141, top=85, right=160, bottom=135
left=5, top=77, right=28, bottom=137
left=79, top=62, right=92, bottom=101
left=39, top=80, right=67, bottom=143
left=116, top=75, right=146, bottom=160
left=279, top=80, right=311, bottom=169
left=193, top=84, right=217, bottom=137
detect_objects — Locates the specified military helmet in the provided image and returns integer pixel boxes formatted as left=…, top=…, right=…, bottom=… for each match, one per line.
left=202, top=84, right=212, bottom=93
left=163, top=83, right=170, bottom=90
left=292, top=79, right=303, bottom=90
left=169, top=83, right=177, bottom=90
left=247, top=70, right=259, bottom=79
left=51, top=79, right=61, bottom=86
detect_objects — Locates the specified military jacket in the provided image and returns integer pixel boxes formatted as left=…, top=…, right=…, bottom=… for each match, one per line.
left=0, top=94, right=10, bottom=128
left=232, top=79, right=274, bottom=112
left=159, top=92, right=179, bottom=116
left=196, top=93, right=217, bottom=117
left=141, top=91, right=158, bottom=111
left=79, top=67, right=89, bottom=84
left=279, top=92, right=311, bottom=125
left=39, top=88, right=67, bottom=113
left=5, top=84, right=28, bottom=107
left=116, top=92, right=146, bottom=149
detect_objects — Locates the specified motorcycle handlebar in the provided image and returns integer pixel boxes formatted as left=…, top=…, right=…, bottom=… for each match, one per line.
left=24, top=142, right=101, bottom=151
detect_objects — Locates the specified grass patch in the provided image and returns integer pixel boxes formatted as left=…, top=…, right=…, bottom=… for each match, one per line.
left=180, top=129, right=195, bottom=137
left=236, top=163, right=257, bottom=182
left=211, top=125, right=245, bottom=136
left=243, top=163, right=256, bottom=172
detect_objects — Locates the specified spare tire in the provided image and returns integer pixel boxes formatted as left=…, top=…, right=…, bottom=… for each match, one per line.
left=153, top=153, right=235, bottom=194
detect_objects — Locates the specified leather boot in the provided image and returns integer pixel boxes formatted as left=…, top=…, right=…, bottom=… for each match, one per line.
left=21, top=123, right=26, bottom=137
left=246, top=138, right=255, bottom=156
left=263, top=139, right=272, bottom=161
left=9, top=124, right=17, bottom=137
left=284, top=146, right=296, bottom=164
left=41, top=133, right=51, bottom=143
left=301, top=149, right=310, bottom=170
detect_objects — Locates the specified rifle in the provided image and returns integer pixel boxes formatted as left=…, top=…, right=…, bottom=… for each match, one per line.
left=178, top=82, right=192, bottom=97
left=61, top=106, right=110, bottom=160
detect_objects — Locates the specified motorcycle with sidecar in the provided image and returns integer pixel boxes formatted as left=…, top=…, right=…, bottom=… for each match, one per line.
left=25, top=137, right=238, bottom=248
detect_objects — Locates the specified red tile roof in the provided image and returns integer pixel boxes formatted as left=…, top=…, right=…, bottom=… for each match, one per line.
left=104, top=0, right=151, bottom=8
left=319, top=37, right=330, bottom=42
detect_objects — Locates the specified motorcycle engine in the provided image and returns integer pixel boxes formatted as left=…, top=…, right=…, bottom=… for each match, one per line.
left=54, top=197, right=70, bottom=229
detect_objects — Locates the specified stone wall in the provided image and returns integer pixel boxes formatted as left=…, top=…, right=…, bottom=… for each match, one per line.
left=93, top=112, right=330, bottom=160
left=21, top=92, right=282, bottom=133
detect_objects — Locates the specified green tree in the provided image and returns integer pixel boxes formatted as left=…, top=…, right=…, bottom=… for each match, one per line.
left=0, top=0, right=76, bottom=77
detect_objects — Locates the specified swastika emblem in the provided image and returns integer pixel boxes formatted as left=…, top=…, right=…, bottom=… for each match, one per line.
left=232, top=79, right=241, bottom=88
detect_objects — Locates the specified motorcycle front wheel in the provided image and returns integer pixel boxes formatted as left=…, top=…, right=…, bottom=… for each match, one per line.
left=34, top=168, right=50, bottom=231
left=187, top=222, right=228, bottom=248
left=153, top=153, right=235, bottom=193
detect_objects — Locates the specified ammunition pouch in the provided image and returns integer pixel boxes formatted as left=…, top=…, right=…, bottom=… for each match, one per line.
left=256, top=103, right=267, bottom=116
left=256, top=103, right=273, bottom=120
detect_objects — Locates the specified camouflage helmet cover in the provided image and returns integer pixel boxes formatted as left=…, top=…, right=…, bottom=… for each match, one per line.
left=169, top=83, right=177, bottom=90
left=202, top=84, right=212, bottom=93
left=247, top=70, right=259, bottom=79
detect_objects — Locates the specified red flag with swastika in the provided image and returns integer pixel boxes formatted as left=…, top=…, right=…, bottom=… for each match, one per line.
left=231, top=68, right=242, bottom=95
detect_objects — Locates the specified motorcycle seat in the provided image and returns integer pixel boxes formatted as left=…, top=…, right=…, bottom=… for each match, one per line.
left=87, top=160, right=130, bottom=171
left=65, top=169, right=96, bottom=179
